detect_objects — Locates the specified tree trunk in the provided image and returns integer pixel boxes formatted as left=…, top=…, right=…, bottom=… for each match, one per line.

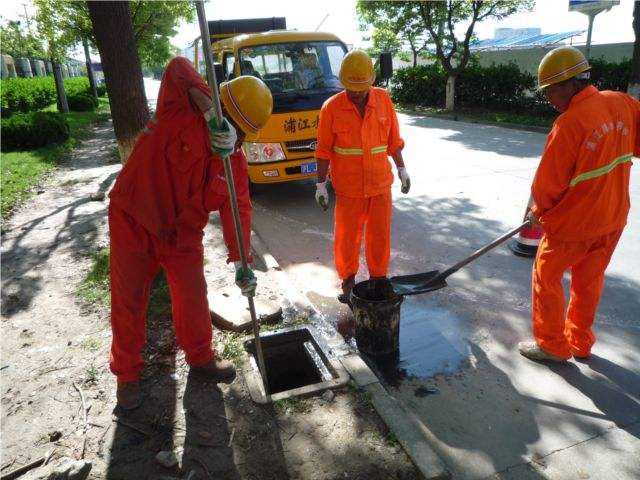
left=52, top=61, right=69, bottom=113
left=87, top=1, right=149, bottom=163
left=83, top=37, right=99, bottom=102
left=628, top=0, right=640, bottom=99
left=445, top=74, right=456, bottom=111
left=413, top=50, right=418, bottom=67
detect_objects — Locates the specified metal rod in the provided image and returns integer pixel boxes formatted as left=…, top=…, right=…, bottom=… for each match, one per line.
left=194, top=1, right=270, bottom=399
left=434, top=221, right=531, bottom=282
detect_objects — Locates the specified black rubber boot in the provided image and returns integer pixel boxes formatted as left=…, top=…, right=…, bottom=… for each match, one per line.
left=338, top=275, right=355, bottom=307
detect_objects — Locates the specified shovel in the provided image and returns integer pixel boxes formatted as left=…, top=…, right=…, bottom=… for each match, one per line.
left=390, top=221, right=532, bottom=296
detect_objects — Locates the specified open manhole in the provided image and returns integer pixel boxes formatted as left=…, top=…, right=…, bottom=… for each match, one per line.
left=243, top=326, right=349, bottom=403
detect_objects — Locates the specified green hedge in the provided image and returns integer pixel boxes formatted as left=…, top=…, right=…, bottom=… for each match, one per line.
left=391, top=57, right=630, bottom=117
left=1, top=111, right=69, bottom=151
left=0, top=77, right=57, bottom=114
left=68, top=93, right=98, bottom=111
left=0, top=76, right=98, bottom=115
left=64, top=77, right=91, bottom=97
left=391, top=64, right=446, bottom=107
left=590, top=58, right=631, bottom=92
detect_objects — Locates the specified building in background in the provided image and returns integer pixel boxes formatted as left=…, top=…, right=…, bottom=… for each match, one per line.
left=472, top=27, right=631, bottom=75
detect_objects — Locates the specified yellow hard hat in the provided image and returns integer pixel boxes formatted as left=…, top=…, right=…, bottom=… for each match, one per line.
left=538, top=46, right=591, bottom=89
left=339, top=50, right=374, bottom=92
left=220, top=75, right=273, bottom=134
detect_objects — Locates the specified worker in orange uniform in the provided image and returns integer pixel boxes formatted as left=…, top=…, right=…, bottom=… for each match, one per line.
left=108, top=57, right=273, bottom=409
left=314, top=50, right=410, bottom=304
left=518, top=46, right=639, bottom=362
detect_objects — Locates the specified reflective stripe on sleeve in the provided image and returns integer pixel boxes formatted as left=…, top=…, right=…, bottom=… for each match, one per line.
left=569, top=153, right=633, bottom=187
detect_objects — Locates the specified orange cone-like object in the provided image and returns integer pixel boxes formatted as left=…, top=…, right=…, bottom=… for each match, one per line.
left=510, top=203, right=542, bottom=257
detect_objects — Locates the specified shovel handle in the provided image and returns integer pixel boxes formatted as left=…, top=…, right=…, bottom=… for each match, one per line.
left=194, top=1, right=270, bottom=399
left=434, top=220, right=531, bottom=282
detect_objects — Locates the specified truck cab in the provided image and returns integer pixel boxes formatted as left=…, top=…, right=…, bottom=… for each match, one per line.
left=196, top=20, right=348, bottom=185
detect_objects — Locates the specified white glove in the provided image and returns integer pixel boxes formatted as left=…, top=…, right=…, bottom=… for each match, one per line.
left=315, top=181, right=329, bottom=210
left=233, top=261, right=257, bottom=297
left=207, top=114, right=237, bottom=156
left=398, top=167, right=411, bottom=194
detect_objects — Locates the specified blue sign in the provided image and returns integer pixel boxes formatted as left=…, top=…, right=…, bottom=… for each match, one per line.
left=569, top=0, right=619, bottom=13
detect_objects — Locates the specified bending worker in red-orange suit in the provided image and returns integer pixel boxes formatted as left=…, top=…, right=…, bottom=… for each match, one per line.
left=108, top=57, right=273, bottom=409
left=519, top=46, right=639, bottom=362
left=314, top=50, right=410, bottom=303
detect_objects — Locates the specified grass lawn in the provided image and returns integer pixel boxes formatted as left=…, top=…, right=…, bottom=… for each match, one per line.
left=397, top=104, right=555, bottom=129
left=1, top=97, right=111, bottom=223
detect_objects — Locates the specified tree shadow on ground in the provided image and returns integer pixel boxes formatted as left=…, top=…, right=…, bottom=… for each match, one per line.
left=547, top=357, right=640, bottom=428
left=396, top=342, right=548, bottom=479
left=401, top=114, right=547, bottom=159
left=1, top=124, right=119, bottom=318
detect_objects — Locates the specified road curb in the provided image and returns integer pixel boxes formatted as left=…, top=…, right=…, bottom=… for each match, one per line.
left=250, top=228, right=451, bottom=480
left=399, top=108, right=551, bottom=134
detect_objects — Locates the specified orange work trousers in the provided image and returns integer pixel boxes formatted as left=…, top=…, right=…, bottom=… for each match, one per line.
left=532, top=229, right=623, bottom=358
left=334, top=192, right=392, bottom=280
left=109, top=205, right=213, bottom=383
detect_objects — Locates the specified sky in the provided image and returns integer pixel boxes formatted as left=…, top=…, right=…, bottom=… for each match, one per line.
left=173, top=0, right=635, bottom=50
left=0, top=0, right=635, bottom=59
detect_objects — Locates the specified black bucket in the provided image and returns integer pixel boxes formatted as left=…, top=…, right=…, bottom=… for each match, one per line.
left=350, top=279, right=403, bottom=356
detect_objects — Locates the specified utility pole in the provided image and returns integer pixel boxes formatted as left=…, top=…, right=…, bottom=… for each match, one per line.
left=585, top=11, right=596, bottom=59
left=569, top=0, right=619, bottom=60
left=22, top=3, right=32, bottom=35
left=315, top=13, right=329, bottom=32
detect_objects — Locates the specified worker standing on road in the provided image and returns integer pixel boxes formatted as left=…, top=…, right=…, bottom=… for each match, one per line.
left=519, top=46, right=639, bottom=362
left=108, top=57, right=273, bottom=409
left=314, top=50, right=410, bottom=304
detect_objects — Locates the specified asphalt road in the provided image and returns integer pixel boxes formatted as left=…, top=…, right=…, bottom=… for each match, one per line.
left=250, top=113, right=640, bottom=480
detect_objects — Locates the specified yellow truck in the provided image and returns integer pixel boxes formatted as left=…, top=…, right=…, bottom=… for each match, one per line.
left=194, top=18, right=348, bottom=185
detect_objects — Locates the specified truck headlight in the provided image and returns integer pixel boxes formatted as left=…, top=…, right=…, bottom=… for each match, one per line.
left=243, top=143, right=286, bottom=163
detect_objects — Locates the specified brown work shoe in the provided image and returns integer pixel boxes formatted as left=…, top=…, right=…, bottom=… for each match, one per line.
left=116, top=381, right=142, bottom=410
left=191, top=358, right=236, bottom=384
left=518, top=341, right=567, bottom=363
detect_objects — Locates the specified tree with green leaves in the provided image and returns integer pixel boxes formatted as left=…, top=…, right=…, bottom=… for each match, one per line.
left=33, top=1, right=98, bottom=100
left=129, top=1, right=194, bottom=68
left=368, top=26, right=403, bottom=58
left=34, top=1, right=78, bottom=112
left=0, top=19, right=47, bottom=59
left=31, top=0, right=194, bottom=101
left=358, top=1, right=432, bottom=68
left=358, top=1, right=533, bottom=110
left=87, top=1, right=149, bottom=163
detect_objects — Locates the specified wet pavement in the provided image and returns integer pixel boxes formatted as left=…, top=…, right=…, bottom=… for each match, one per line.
left=251, top=113, right=640, bottom=479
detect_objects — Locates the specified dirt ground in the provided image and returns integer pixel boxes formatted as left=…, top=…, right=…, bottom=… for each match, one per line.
left=0, top=120, right=419, bottom=480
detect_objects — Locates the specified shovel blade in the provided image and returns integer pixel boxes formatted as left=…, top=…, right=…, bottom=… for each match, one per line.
left=390, top=270, right=447, bottom=296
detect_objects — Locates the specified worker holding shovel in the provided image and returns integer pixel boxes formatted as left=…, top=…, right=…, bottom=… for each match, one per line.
left=314, top=50, right=410, bottom=305
left=519, top=46, right=639, bottom=363
left=108, top=56, right=273, bottom=409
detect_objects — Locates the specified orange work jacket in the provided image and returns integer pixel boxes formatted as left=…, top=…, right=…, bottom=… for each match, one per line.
left=315, top=88, right=405, bottom=198
left=531, top=85, right=640, bottom=241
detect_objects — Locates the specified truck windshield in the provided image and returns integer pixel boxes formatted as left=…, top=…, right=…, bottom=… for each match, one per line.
left=238, top=41, right=347, bottom=113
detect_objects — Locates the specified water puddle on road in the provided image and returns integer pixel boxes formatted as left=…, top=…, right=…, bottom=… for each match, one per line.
left=340, top=296, right=470, bottom=387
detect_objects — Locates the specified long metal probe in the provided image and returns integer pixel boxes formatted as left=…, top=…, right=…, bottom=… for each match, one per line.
left=194, top=1, right=270, bottom=400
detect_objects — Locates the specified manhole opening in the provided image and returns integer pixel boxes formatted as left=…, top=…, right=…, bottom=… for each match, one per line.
left=245, top=328, right=336, bottom=395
